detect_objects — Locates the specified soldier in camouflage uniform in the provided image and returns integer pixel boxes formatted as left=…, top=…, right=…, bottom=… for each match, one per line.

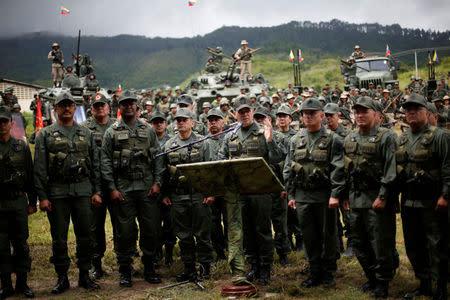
left=343, top=96, right=398, bottom=298
left=110, top=91, right=120, bottom=118
left=432, top=82, right=448, bottom=100
left=149, top=112, right=175, bottom=266
left=101, top=91, right=165, bottom=287
left=432, top=98, right=449, bottom=129
left=396, top=94, right=448, bottom=300
left=284, top=98, right=345, bottom=288
left=218, top=97, right=282, bottom=285
left=0, top=87, right=18, bottom=111
left=351, top=45, right=365, bottom=59
left=233, top=40, right=253, bottom=83
left=81, top=93, right=117, bottom=279
left=47, top=43, right=64, bottom=87
left=0, top=107, right=36, bottom=299
left=167, top=95, right=206, bottom=135
left=161, top=108, right=214, bottom=282
left=198, top=102, right=211, bottom=126
left=34, top=93, right=102, bottom=294
left=203, top=108, right=228, bottom=261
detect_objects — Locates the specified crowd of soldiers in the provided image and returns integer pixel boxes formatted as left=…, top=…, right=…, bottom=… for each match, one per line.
left=0, top=46, right=449, bottom=299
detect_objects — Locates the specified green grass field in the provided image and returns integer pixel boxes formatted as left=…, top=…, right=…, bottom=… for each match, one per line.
left=19, top=57, right=449, bottom=299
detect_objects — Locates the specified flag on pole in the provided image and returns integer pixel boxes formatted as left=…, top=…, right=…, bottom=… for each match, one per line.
left=428, top=52, right=432, bottom=65
left=35, top=97, right=44, bottom=135
left=289, top=50, right=294, bottom=62
left=298, top=49, right=304, bottom=63
left=433, top=51, right=439, bottom=64
left=385, top=45, right=391, bottom=57
left=60, top=6, right=70, bottom=15
left=188, top=0, right=197, bottom=6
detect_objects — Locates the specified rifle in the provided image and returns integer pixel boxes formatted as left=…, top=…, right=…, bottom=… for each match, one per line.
left=382, top=93, right=402, bottom=113
left=207, top=47, right=232, bottom=59
left=233, top=48, right=261, bottom=63
left=51, top=51, right=64, bottom=67
left=340, top=59, right=369, bottom=72
left=155, top=122, right=243, bottom=158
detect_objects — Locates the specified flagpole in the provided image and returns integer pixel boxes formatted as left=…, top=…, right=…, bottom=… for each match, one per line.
left=414, top=51, right=418, bottom=78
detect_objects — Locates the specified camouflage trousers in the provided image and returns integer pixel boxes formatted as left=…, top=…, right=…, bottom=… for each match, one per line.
left=240, top=61, right=252, bottom=81
left=51, top=63, right=64, bottom=84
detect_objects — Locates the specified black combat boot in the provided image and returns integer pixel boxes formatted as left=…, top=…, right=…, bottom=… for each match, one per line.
left=144, top=264, right=162, bottom=284
left=215, top=249, right=226, bottom=262
left=370, top=280, right=389, bottom=299
left=15, top=273, right=34, bottom=298
left=360, top=272, right=377, bottom=293
left=403, top=279, right=432, bottom=299
left=0, top=273, right=14, bottom=299
left=301, top=273, right=322, bottom=288
left=322, top=272, right=336, bottom=288
left=258, top=265, right=271, bottom=285
left=51, top=273, right=70, bottom=294
left=343, top=239, right=353, bottom=258
left=165, top=245, right=174, bottom=266
left=91, top=258, right=104, bottom=279
left=279, top=254, right=291, bottom=267
left=176, top=264, right=197, bottom=282
left=433, top=280, right=447, bottom=300
left=198, top=263, right=211, bottom=281
left=78, top=270, right=100, bottom=290
left=119, top=266, right=132, bottom=287
left=295, top=234, right=304, bottom=252
left=246, top=264, right=260, bottom=282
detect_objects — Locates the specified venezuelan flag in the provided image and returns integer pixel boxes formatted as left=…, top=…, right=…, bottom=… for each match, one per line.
left=289, top=50, right=294, bottom=62
left=385, top=45, right=390, bottom=57
left=433, top=51, right=439, bottom=64
left=298, top=49, right=304, bottom=63
left=188, top=0, right=197, bottom=6
left=60, top=6, right=70, bottom=15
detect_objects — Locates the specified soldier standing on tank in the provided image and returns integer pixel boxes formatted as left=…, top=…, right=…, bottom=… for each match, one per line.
left=0, top=107, right=36, bottom=299
left=203, top=108, right=228, bottom=261
left=101, top=91, right=164, bottom=287
left=351, top=45, right=365, bottom=59
left=80, top=94, right=117, bottom=280
left=48, top=43, right=64, bottom=87
left=323, top=103, right=353, bottom=257
left=218, top=97, right=282, bottom=285
left=284, top=99, right=345, bottom=288
left=149, top=112, right=175, bottom=266
left=161, top=108, right=214, bottom=282
left=396, top=94, right=448, bottom=300
left=342, top=96, right=398, bottom=298
left=233, top=40, right=253, bottom=84
left=34, top=93, right=102, bottom=294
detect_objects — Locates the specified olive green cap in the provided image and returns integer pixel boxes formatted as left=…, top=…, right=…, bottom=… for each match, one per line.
left=234, top=96, right=252, bottom=112
left=177, top=94, right=193, bottom=105
left=276, top=104, right=292, bottom=117
left=55, top=92, right=75, bottom=105
left=432, top=98, right=443, bottom=103
left=0, top=106, right=11, bottom=120
left=207, top=108, right=224, bottom=119
left=150, top=111, right=167, bottom=122
left=323, top=103, right=340, bottom=114
left=426, top=102, right=437, bottom=114
left=254, top=106, right=270, bottom=118
left=353, top=96, right=376, bottom=110
left=402, top=93, right=427, bottom=108
left=174, top=108, right=193, bottom=119
left=118, top=90, right=137, bottom=104
left=92, top=93, right=109, bottom=105
left=300, top=98, right=323, bottom=112
left=373, top=100, right=384, bottom=113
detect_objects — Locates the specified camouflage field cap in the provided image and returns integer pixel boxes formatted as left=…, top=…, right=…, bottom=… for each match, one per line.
left=426, top=102, right=437, bottom=114
left=118, top=90, right=137, bottom=104
left=169, top=103, right=178, bottom=109
left=234, top=96, right=252, bottom=112
left=432, top=98, right=443, bottom=103
left=276, top=105, right=292, bottom=117
left=207, top=108, right=224, bottom=119
left=219, top=98, right=229, bottom=106
left=178, top=94, right=193, bottom=105
left=300, top=98, right=323, bottom=112
left=150, top=111, right=167, bottom=122
left=175, top=108, right=193, bottom=120
left=353, top=96, right=376, bottom=110
left=373, top=100, right=384, bottom=113
left=0, top=106, right=11, bottom=120
left=323, top=103, right=340, bottom=114
left=254, top=106, right=270, bottom=118
left=202, top=102, right=212, bottom=109
left=13, top=103, right=21, bottom=109
left=402, top=93, right=427, bottom=109
left=55, top=92, right=75, bottom=105
left=92, top=93, right=108, bottom=105
left=360, top=88, right=367, bottom=93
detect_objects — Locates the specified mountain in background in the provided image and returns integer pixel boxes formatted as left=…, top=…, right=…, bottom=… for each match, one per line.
left=0, top=19, right=449, bottom=89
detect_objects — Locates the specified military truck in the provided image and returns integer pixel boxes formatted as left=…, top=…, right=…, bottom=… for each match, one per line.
left=341, top=55, right=400, bottom=90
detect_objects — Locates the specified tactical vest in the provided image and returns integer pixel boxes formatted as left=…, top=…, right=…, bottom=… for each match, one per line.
left=344, top=127, right=388, bottom=190
left=240, top=47, right=252, bottom=61
left=0, top=138, right=26, bottom=190
left=111, top=122, right=155, bottom=180
left=290, top=129, right=333, bottom=190
left=85, top=118, right=104, bottom=147
left=159, top=101, right=170, bottom=114
left=47, top=126, right=91, bottom=183
left=228, top=125, right=264, bottom=159
left=396, top=126, right=440, bottom=200
left=166, top=134, right=204, bottom=191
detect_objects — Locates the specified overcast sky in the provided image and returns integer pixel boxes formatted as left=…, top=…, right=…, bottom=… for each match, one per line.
left=0, top=0, right=449, bottom=38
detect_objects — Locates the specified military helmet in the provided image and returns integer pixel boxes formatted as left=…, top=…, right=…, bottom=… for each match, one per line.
left=202, top=102, right=212, bottom=109
left=52, top=42, right=59, bottom=48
